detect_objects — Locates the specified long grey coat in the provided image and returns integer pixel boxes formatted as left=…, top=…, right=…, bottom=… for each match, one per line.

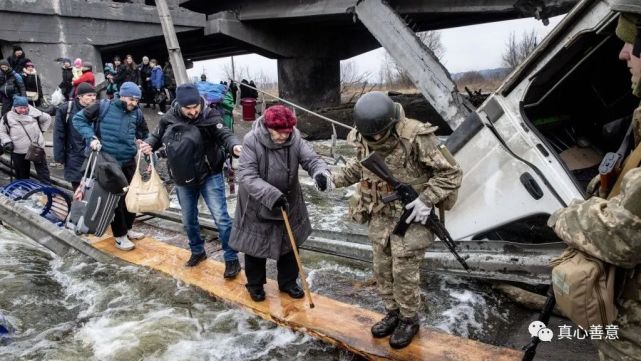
left=229, top=118, right=328, bottom=260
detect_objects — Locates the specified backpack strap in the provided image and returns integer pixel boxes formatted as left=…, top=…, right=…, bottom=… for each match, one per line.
left=93, top=99, right=111, bottom=140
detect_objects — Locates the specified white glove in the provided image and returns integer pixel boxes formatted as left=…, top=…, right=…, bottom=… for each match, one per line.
left=90, top=139, right=102, bottom=151
left=405, top=198, right=432, bottom=224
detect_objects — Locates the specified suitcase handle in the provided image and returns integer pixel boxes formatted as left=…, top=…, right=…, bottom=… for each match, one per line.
left=83, top=150, right=100, bottom=181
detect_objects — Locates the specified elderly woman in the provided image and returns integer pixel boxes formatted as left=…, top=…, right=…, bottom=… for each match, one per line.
left=230, top=105, right=332, bottom=302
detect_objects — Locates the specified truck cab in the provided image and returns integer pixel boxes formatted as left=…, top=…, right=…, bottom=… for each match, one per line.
left=446, top=0, right=637, bottom=242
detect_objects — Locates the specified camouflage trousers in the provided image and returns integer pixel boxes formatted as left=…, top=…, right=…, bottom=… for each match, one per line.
left=598, top=299, right=641, bottom=361
left=369, top=214, right=430, bottom=319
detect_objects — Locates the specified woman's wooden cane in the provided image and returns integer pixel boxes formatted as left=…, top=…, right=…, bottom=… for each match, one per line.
left=281, top=207, right=315, bottom=309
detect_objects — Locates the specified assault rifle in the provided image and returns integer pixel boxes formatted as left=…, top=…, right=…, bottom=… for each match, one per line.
left=360, top=152, right=470, bottom=271
left=599, top=121, right=634, bottom=197
left=522, top=286, right=556, bottom=361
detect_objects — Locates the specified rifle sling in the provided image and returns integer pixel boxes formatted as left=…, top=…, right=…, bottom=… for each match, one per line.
left=608, top=142, right=641, bottom=199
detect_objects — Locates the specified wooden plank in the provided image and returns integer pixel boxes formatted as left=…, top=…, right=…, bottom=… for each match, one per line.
left=90, top=234, right=523, bottom=361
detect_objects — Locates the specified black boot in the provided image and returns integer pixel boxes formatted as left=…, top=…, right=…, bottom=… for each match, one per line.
left=224, top=259, right=241, bottom=279
left=389, top=316, right=419, bottom=349
left=246, top=285, right=265, bottom=302
left=371, top=309, right=400, bottom=338
left=279, top=284, right=304, bottom=299
left=185, top=252, right=207, bottom=267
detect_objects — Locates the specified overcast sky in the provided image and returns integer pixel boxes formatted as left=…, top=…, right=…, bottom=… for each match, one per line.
left=188, top=15, right=565, bottom=83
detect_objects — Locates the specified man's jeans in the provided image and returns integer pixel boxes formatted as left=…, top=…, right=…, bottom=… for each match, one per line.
left=175, top=172, right=237, bottom=261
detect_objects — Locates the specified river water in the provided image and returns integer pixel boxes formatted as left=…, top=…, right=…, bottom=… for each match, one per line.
left=0, top=139, right=597, bottom=360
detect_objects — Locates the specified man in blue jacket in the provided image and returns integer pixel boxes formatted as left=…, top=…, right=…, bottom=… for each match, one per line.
left=73, top=81, right=149, bottom=251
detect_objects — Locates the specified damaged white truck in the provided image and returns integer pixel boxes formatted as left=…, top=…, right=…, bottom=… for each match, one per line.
left=307, top=0, right=638, bottom=286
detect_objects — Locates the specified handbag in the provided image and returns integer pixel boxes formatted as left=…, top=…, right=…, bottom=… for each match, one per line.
left=26, top=91, right=39, bottom=102
left=26, top=75, right=40, bottom=102
left=16, top=118, right=46, bottom=163
left=125, top=150, right=170, bottom=213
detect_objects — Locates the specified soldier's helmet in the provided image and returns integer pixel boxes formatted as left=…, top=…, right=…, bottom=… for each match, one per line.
left=353, top=91, right=399, bottom=137
left=613, top=0, right=641, bottom=56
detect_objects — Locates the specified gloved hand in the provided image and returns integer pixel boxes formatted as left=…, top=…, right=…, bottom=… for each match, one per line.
left=3, top=142, right=14, bottom=153
left=90, top=139, right=102, bottom=151
left=313, top=171, right=334, bottom=192
left=405, top=198, right=432, bottom=224
left=273, top=194, right=289, bottom=210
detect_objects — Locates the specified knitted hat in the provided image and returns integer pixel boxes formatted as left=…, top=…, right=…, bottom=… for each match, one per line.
left=142, top=56, right=149, bottom=63
left=25, top=61, right=34, bottom=68
left=76, top=82, right=96, bottom=97
left=13, top=96, right=28, bottom=107
left=0, top=60, right=10, bottom=67
left=176, top=83, right=201, bottom=107
left=74, top=58, right=82, bottom=67
left=62, top=58, right=71, bottom=65
left=119, top=82, right=141, bottom=98
left=263, top=105, right=297, bottom=133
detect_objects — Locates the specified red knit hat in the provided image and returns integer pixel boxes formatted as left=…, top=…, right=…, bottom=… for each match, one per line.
left=263, top=105, right=297, bottom=133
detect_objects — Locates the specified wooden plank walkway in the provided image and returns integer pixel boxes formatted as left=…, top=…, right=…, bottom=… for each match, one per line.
left=88, top=234, right=523, bottom=361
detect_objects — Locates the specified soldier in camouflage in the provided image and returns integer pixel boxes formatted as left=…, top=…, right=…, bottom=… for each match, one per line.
left=548, top=3, right=641, bottom=360
left=332, top=91, right=462, bottom=349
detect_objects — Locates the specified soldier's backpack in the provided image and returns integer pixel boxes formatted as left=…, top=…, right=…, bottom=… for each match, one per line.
left=550, top=248, right=618, bottom=329
left=161, top=122, right=211, bottom=186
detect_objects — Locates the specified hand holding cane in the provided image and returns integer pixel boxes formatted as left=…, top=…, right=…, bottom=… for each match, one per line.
left=281, top=207, right=315, bottom=309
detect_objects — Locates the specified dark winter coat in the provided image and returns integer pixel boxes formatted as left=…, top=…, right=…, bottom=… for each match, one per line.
left=229, top=117, right=328, bottom=260
left=54, top=99, right=88, bottom=183
left=73, top=98, right=149, bottom=165
left=0, top=69, right=26, bottom=100
left=115, top=64, right=139, bottom=87
left=22, top=71, right=43, bottom=105
left=59, top=67, right=74, bottom=97
left=7, top=54, right=28, bottom=73
left=163, top=64, right=176, bottom=90
left=138, top=63, right=152, bottom=88
left=145, top=98, right=240, bottom=175
left=240, top=80, right=251, bottom=99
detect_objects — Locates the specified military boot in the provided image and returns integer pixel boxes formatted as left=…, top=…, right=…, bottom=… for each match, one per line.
left=371, top=309, right=400, bottom=338
left=389, top=316, right=419, bottom=349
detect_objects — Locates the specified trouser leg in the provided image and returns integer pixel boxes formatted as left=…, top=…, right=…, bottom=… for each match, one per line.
left=276, top=251, right=299, bottom=289
left=244, top=253, right=267, bottom=289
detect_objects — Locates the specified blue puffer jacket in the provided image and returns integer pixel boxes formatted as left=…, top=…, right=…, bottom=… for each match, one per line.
left=72, top=99, right=149, bottom=165
left=150, top=65, right=164, bottom=90
left=54, top=99, right=88, bottom=183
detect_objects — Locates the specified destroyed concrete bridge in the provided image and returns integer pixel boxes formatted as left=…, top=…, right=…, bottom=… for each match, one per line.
left=0, top=0, right=577, bottom=130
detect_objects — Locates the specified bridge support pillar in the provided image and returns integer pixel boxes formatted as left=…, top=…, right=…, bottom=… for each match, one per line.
left=277, top=57, right=340, bottom=136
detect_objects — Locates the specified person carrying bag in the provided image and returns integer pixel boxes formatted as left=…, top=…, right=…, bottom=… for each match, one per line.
left=0, top=96, right=51, bottom=183
left=125, top=150, right=169, bottom=213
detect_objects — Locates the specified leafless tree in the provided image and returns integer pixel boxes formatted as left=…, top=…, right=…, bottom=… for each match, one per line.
left=379, top=30, right=445, bottom=88
left=502, top=30, right=538, bottom=69
left=340, top=60, right=375, bottom=102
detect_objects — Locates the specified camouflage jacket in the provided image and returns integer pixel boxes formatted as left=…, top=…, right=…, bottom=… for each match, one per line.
left=332, top=109, right=462, bottom=224
left=548, top=105, right=641, bottom=271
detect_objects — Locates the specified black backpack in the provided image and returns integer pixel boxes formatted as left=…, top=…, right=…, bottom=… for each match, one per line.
left=162, top=122, right=211, bottom=186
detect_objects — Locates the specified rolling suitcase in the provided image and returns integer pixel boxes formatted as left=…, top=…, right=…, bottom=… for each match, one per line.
left=66, top=151, right=122, bottom=237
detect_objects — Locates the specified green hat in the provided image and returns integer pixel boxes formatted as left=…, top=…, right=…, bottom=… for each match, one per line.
left=616, top=13, right=638, bottom=44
